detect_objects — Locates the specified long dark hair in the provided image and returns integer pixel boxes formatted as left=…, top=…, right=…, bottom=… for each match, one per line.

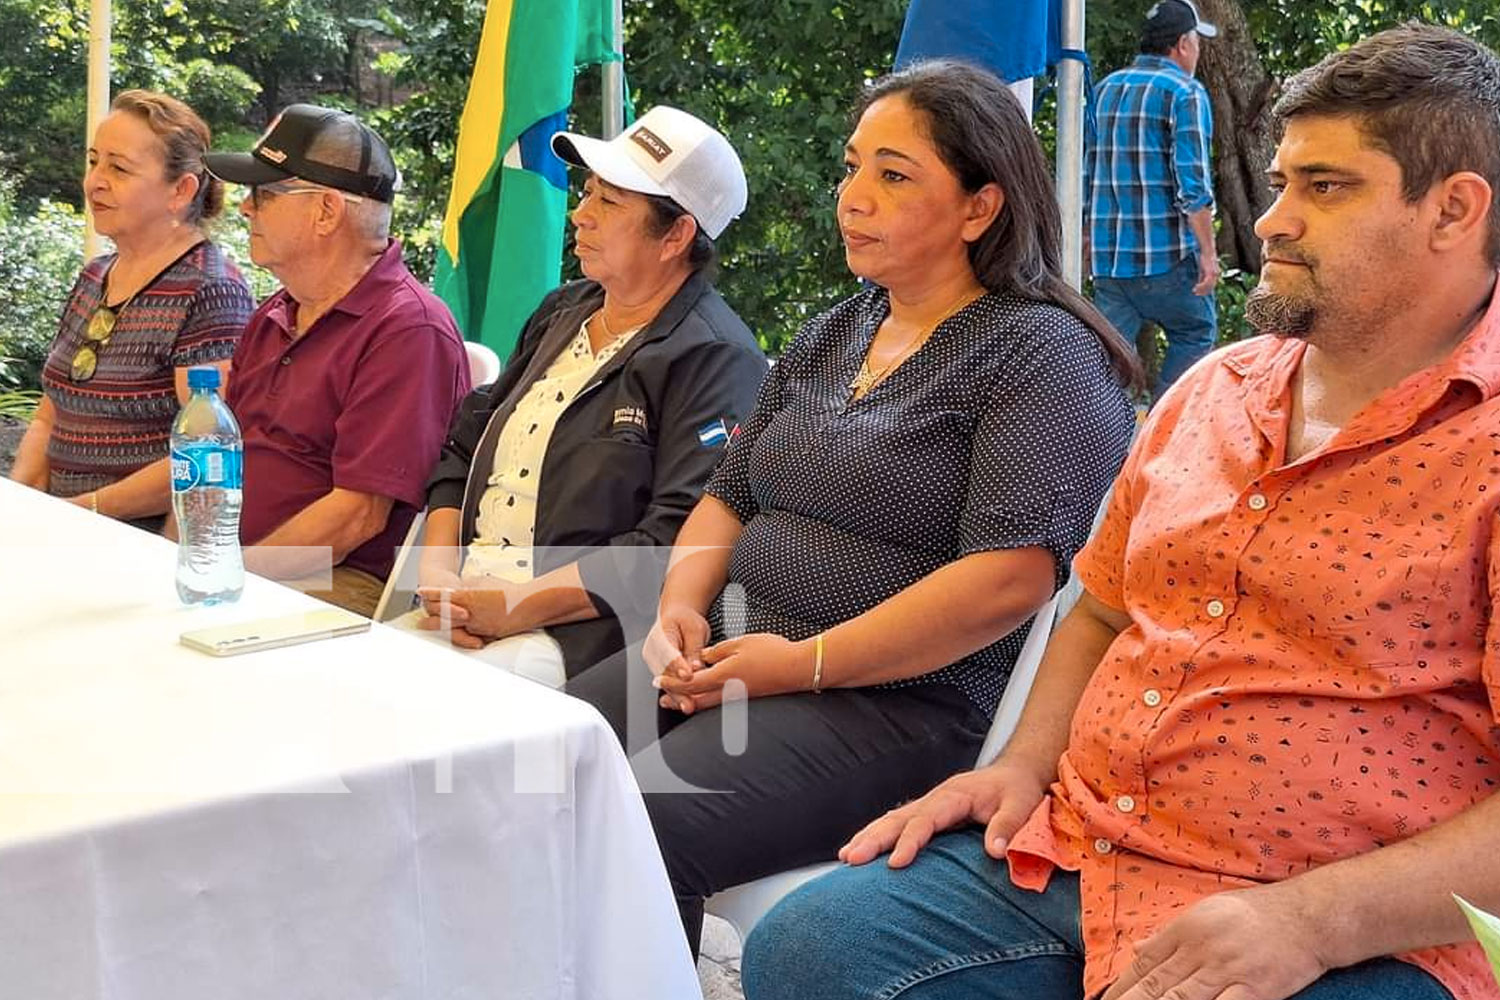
left=857, top=60, right=1144, bottom=388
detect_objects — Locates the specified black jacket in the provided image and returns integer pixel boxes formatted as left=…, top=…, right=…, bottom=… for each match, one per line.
left=426, top=272, right=766, bottom=675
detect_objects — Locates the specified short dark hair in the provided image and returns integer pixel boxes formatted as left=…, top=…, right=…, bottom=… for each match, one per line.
left=642, top=192, right=718, bottom=276
left=1275, top=22, right=1500, bottom=266
left=1140, top=34, right=1176, bottom=56
left=856, top=60, right=1143, bottom=389
left=1139, top=32, right=1182, bottom=56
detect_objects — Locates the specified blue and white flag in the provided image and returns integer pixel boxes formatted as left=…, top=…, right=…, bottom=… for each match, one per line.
left=696, top=419, right=730, bottom=448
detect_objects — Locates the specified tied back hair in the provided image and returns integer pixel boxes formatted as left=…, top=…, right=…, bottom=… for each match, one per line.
left=110, top=89, right=223, bottom=226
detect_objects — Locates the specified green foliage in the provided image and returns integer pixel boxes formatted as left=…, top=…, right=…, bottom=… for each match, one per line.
left=0, top=0, right=88, bottom=206
left=0, top=0, right=379, bottom=216
left=0, top=389, right=41, bottom=420
left=369, top=0, right=488, bottom=282
left=623, top=0, right=911, bottom=352
left=1241, top=0, right=1500, bottom=77
left=0, top=179, right=83, bottom=389
left=1085, top=1, right=1500, bottom=81
left=154, top=58, right=260, bottom=127
left=110, top=0, right=364, bottom=118
left=1215, top=266, right=1259, bottom=345
left=381, top=0, right=909, bottom=353
left=8, top=0, right=1500, bottom=373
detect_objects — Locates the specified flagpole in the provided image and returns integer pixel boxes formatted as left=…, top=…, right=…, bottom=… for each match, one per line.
left=602, top=0, right=625, bottom=138
left=83, top=0, right=111, bottom=259
left=1057, top=0, right=1085, bottom=291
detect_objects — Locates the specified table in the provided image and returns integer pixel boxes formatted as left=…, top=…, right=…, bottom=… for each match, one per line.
left=0, top=479, right=701, bottom=999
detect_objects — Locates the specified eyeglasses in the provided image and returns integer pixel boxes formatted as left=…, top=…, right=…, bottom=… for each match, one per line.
left=70, top=303, right=120, bottom=382
left=248, top=182, right=365, bottom=210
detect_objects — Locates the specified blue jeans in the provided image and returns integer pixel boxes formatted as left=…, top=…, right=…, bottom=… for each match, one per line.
left=741, top=829, right=1453, bottom=1000
left=1093, top=254, right=1218, bottom=397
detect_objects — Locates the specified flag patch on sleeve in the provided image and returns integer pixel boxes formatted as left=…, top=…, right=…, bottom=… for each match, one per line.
left=696, top=418, right=730, bottom=447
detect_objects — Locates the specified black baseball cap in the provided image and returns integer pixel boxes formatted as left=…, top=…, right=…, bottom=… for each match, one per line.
left=1143, top=0, right=1218, bottom=41
left=204, top=104, right=399, bottom=203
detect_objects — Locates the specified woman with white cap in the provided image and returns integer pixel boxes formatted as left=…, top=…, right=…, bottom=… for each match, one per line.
left=412, top=106, right=767, bottom=685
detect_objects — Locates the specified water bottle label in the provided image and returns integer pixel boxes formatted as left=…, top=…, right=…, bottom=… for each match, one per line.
left=171, top=445, right=242, bottom=492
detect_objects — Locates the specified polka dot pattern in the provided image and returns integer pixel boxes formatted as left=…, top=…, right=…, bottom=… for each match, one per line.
left=1005, top=318, right=1500, bottom=1000
left=704, top=286, right=1135, bottom=716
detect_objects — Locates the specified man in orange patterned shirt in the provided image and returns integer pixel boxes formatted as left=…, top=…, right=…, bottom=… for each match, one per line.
left=741, top=23, right=1500, bottom=1000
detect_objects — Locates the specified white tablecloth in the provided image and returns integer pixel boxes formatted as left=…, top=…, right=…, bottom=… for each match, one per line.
left=0, top=479, right=700, bottom=999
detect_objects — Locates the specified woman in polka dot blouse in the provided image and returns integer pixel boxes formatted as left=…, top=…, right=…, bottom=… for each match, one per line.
left=565, top=61, right=1144, bottom=954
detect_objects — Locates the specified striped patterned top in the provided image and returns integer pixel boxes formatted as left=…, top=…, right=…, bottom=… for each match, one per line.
left=41, top=241, right=254, bottom=498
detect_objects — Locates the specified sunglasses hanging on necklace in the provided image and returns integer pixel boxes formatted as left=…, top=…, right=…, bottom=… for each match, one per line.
left=70, top=240, right=202, bottom=383
left=71, top=292, right=135, bottom=383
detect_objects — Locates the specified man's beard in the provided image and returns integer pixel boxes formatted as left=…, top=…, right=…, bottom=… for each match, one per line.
left=1245, top=283, right=1316, bottom=337
left=1246, top=241, right=1317, bottom=337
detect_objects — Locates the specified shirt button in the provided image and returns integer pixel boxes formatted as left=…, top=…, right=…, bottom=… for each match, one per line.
left=1142, top=689, right=1162, bottom=707
left=1248, top=493, right=1268, bottom=511
left=1093, top=838, right=1113, bottom=855
left=280, top=357, right=292, bottom=366
left=1116, top=795, right=1136, bottom=814
left=1206, top=599, right=1226, bottom=618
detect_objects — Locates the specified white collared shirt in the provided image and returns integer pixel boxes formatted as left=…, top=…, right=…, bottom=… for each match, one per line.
left=464, top=318, right=637, bottom=583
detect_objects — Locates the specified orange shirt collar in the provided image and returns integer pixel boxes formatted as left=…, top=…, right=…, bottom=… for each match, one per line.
left=1229, top=273, right=1500, bottom=459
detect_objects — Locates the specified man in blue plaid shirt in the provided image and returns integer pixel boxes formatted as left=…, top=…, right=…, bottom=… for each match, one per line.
left=1089, top=0, right=1219, bottom=398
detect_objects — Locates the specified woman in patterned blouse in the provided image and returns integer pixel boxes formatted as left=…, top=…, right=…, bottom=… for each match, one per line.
left=9, top=90, right=253, bottom=528
left=581, top=61, right=1147, bottom=954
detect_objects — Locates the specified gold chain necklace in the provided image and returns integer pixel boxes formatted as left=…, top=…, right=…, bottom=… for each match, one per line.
left=588, top=308, right=625, bottom=354
left=850, top=335, right=924, bottom=398
left=849, top=292, right=981, bottom=399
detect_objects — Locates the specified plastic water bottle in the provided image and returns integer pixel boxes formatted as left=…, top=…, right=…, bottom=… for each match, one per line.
left=171, top=366, right=244, bottom=605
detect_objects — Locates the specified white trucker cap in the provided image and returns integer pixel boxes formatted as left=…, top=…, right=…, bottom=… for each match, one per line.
left=551, top=106, right=748, bottom=240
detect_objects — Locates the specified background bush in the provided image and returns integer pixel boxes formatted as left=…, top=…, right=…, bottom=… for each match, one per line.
left=0, top=180, right=83, bottom=390
left=3, top=0, right=1496, bottom=395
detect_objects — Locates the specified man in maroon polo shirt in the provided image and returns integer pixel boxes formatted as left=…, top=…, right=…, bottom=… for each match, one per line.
left=204, top=105, right=471, bottom=615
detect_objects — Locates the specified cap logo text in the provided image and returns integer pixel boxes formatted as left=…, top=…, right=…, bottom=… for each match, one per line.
left=259, top=147, right=288, bottom=164
left=629, top=126, right=673, bottom=163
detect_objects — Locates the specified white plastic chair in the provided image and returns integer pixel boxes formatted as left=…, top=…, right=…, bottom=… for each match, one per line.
left=465, top=341, right=502, bottom=386
left=703, top=592, right=1062, bottom=944
left=371, top=340, right=497, bottom=622
left=372, top=509, right=426, bottom=622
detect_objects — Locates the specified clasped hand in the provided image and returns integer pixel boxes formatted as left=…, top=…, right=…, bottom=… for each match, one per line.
left=644, top=604, right=812, bottom=714
left=414, top=573, right=516, bottom=650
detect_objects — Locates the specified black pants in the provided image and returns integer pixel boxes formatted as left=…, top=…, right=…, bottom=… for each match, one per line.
left=565, top=653, right=990, bottom=956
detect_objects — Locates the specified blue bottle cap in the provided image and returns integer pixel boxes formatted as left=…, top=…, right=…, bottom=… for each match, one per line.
left=186, top=366, right=221, bottom=390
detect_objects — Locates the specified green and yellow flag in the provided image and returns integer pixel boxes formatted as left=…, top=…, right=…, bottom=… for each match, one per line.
left=435, top=0, right=617, bottom=356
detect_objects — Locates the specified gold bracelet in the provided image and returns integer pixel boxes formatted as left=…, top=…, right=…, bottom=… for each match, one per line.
left=812, top=632, right=825, bottom=694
